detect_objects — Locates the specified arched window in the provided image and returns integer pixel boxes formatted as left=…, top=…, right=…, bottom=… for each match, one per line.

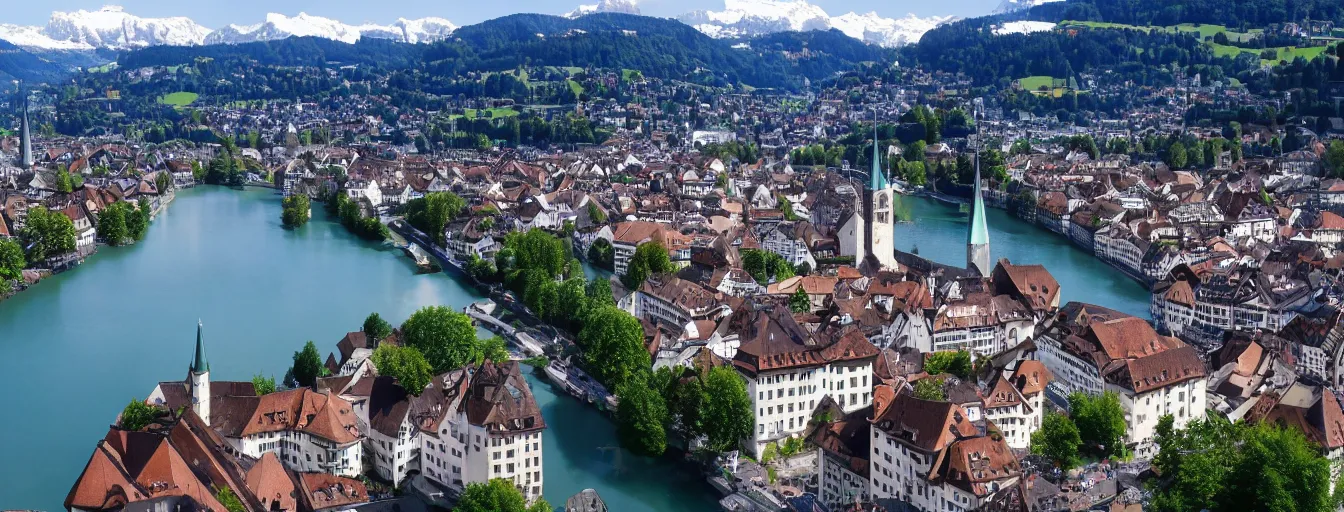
left=877, top=192, right=889, bottom=209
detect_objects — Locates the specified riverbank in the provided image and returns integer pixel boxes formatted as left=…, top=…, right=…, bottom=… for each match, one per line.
left=0, top=186, right=719, bottom=511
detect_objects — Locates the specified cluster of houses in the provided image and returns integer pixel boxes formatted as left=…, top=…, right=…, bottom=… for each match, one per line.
left=66, top=321, right=549, bottom=512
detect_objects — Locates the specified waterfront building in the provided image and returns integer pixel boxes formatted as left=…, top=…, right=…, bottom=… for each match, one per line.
left=732, top=305, right=879, bottom=458
left=868, top=388, right=1022, bottom=511
left=634, top=274, right=733, bottom=332
left=980, top=361, right=1051, bottom=450
left=364, top=376, right=420, bottom=485
left=1035, top=311, right=1206, bottom=457
left=610, top=220, right=692, bottom=276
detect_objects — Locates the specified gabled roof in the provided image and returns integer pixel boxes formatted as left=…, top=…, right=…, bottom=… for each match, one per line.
left=870, top=390, right=979, bottom=453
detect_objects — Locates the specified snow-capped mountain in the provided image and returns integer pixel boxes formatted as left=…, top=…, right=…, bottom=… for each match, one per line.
left=205, top=13, right=455, bottom=45
left=677, top=0, right=955, bottom=47
left=993, top=0, right=1065, bottom=14
left=0, top=7, right=456, bottom=51
left=20, top=6, right=210, bottom=50
left=566, top=0, right=642, bottom=19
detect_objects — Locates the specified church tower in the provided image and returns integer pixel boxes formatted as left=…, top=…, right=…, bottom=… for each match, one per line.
left=189, top=320, right=211, bottom=425
left=967, top=153, right=992, bottom=277
left=19, top=97, right=32, bottom=169
left=863, top=114, right=898, bottom=272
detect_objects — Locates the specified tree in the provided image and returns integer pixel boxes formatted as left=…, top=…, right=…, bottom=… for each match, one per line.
left=1151, top=416, right=1333, bottom=512
left=1166, top=142, right=1188, bottom=169
left=924, top=350, right=973, bottom=379
left=401, top=306, right=479, bottom=373
left=788, top=286, right=811, bottom=313
left=622, top=241, right=672, bottom=289
left=476, top=336, right=511, bottom=365
left=456, top=478, right=549, bottom=512
left=0, top=238, right=24, bottom=282
left=126, top=199, right=150, bottom=241
left=913, top=378, right=946, bottom=401
left=119, top=399, right=159, bottom=431
left=1030, top=412, right=1082, bottom=469
left=98, top=202, right=131, bottom=246
left=1068, top=391, right=1126, bottom=457
left=215, top=487, right=246, bottom=512
left=251, top=374, right=277, bottom=395
left=1326, top=140, right=1344, bottom=178
left=586, top=278, right=615, bottom=309
left=281, top=194, right=311, bottom=228
left=578, top=306, right=650, bottom=390
left=616, top=374, right=668, bottom=457
left=405, top=192, right=467, bottom=244
left=741, top=249, right=795, bottom=285
left=700, top=366, right=753, bottom=453
left=362, top=312, right=392, bottom=343
left=290, top=340, right=325, bottom=388
left=20, top=206, right=77, bottom=261
left=371, top=344, right=433, bottom=395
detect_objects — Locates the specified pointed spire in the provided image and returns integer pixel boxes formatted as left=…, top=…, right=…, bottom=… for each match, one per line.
left=968, top=151, right=990, bottom=247
left=19, top=95, right=32, bottom=169
left=869, top=109, right=889, bottom=191
left=191, top=320, right=209, bottom=374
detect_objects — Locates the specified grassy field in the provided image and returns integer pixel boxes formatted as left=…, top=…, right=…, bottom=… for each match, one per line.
left=452, top=107, right=520, bottom=120
left=566, top=79, right=585, bottom=96
left=157, top=92, right=199, bottom=107
left=1064, top=20, right=1325, bottom=66
left=1210, top=42, right=1328, bottom=64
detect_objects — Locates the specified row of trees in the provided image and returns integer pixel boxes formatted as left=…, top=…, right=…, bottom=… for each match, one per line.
left=20, top=206, right=76, bottom=263
left=327, top=193, right=387, bottom=241
left=405, top=192, right=467, bottom=244
left=740, top=249, right=796, bottom=285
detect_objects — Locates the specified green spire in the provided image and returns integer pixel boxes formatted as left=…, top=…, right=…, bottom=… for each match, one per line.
left=869, top=112, right=889, bottom=191
left=191, top=320, right=209, bottom=374
left=968, top=154, right=990, bottom=246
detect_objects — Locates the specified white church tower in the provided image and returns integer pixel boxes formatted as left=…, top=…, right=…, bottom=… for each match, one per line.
left=189, top=320, right=211, bottom=425
left=862, top=111, right=898, bottom=273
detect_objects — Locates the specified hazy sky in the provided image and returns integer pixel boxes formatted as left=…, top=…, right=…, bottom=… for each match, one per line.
left=5, top=0, right=1002, bottom=28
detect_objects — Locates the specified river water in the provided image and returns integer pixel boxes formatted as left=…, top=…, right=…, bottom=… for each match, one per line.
left=890, top=195, right=1151, bottom=318
left=0, top=187, right=716, bottom=511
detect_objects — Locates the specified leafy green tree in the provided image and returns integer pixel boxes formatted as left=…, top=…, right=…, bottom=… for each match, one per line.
left=476, top=336, right=511, bottom=365
left=251, top=374, right=277, bottom=395
left=21, top=206, right=77, bottom=261
left=1167, top=142, right=1188, bottom=169
left=579, top=306, right=650, bottom=390
left=405, top=192, right=467, bottom=244
left=622, top=241, right=672, bottom=289
left=371, top=344, right=433, bottom=395
left=1326, top=140, right=1344, bottom=178
left=215, top=487, right=246, bottom=512
left=1030, top=412, right=1082, bottom=469
left=741, top=249, right=795, bottom=285
left=401, top=306, right=479, bottom=373
left=281, top=194, right=311, bottom=228
left=1069, top=391, right=1126, bottom=457
left=616, top=374, right=668, bottom=457
left=456, top=478, right=550, bottom=512
left=119, top=399, right=159, bottom=431
left=924, top=350, right=973, bottom=379
left=913, top=378, right=946, bottom=401
left=586, top=278, right=615, bottom=309
left=126, top=199, right=150, bottom=241
left=362, top=312, right=392, bottom=343
left=0, top=238, right=24, bottom=282
left=556, top=277, right=590, bottom=329
left=290, top=340, right=326, bottom=388
left=701, top=366, right=753, bottom=453
left=98, top=202, right=131, bottom=246
left=1152, top=415, right=1333, bottom=512
left=788, top=286, right=811, bottom=313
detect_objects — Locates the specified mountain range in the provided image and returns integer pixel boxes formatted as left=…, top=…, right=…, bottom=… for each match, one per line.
left=0, top=6, right=457, bottom=51
left=1, top=1, right=957, bottom=53
left=678, top=0, right=955, bottom=48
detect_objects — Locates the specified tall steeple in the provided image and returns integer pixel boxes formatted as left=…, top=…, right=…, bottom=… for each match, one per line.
left=967, top=149, right=992, bottom=277
left=869, top=118, right=889, bottom=191
left=189, top=320, right=211, bottom=425
left=861, top=109, right=897, bottom=273
left=19, top=96, right=32, bottom=169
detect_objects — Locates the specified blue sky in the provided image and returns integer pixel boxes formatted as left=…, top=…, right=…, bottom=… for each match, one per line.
left=6, top=0, right=1001, bottom=27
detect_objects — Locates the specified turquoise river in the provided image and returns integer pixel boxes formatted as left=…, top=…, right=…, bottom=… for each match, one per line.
left=0, top=188, right=1150, bottom=509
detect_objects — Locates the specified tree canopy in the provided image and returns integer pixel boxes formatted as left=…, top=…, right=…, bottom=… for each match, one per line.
left=1030, top=412, right=1083, bottom=469
left=0, top=238, right=24, bottom=282
left=20, top=206, right=76, bottom=262
left=615, top=374, right=668, bottom=458
left=371, top=344, right=433, bottom=395
left=362, top=312, right=392, bottom=343
left=405, top=192, right=466, bottom=244
left=456, top=478, right=551, bottom=512
left=622, top=241, right=673, bottom=289
left=119, top=399, right=160, bottom=431
left=578, top=306, right=650, bottom=390
left=290, top=340, right=327, bottom=388
left=281, top=194, right=311, bottom=229
left=400, top=305, right=481, bottom=373
left=1069, top=391, right=1127, bottom=458
left=923, top=350, right=973, bottom=380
